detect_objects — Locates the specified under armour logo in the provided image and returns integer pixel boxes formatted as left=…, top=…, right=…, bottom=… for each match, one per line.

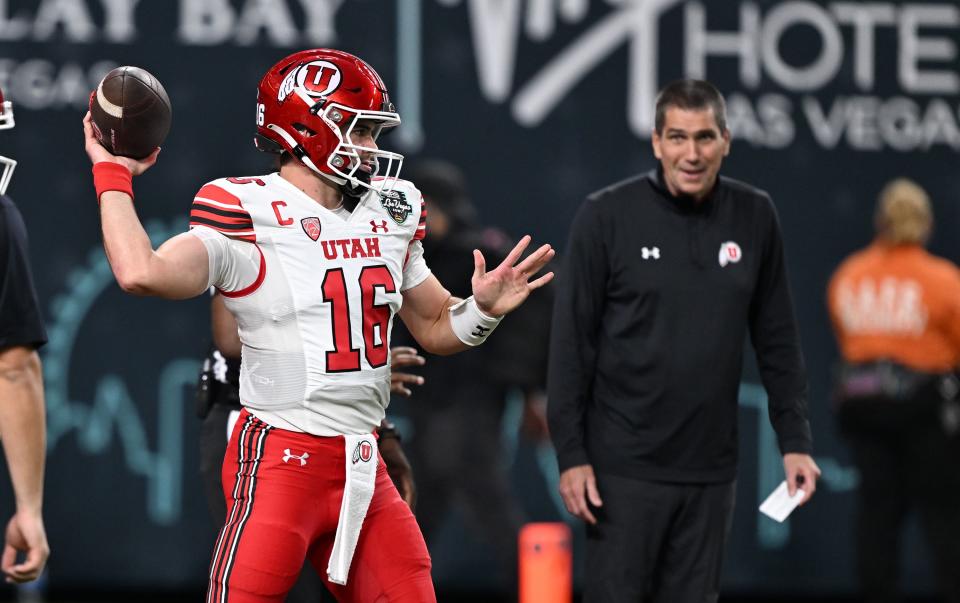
left=370, top=219, right=389, bottom=233
left=282, top=448, right=309, bottom=466
left=471, top=325, right=491, bottom=338
left=641, top=246, right=660, bottom=260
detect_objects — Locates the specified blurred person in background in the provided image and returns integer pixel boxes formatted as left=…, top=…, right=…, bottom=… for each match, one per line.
left=196, top=292, right=424, bottom=602
left=548, top=79, right=819, bottom=602
left=828, top=178, right=960, bottom=603
left=83, top=47, right=554, bottom=602
left=393, top=160, right=553, bottom=592
left=0, top=87, right=49, bottom=585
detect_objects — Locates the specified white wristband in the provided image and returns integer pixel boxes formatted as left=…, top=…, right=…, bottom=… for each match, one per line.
left=449, top=296, right=502, bottom=346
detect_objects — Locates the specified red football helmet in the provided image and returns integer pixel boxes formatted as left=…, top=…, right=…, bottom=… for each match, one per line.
left=255, top=49, right=402, bottom=194
left=0, top=87, right=14, bottom=195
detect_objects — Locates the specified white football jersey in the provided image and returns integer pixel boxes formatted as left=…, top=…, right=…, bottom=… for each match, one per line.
left=188, top=173, right=430, bottom=436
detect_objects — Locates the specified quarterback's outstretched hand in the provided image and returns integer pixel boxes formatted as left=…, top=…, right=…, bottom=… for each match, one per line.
left=472, top=235, right=555, bottom=317
left=83, top=112, right=159, bottom=176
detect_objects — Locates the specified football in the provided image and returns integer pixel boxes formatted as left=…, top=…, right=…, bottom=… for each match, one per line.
left=89, top=66, right=172, bottom=160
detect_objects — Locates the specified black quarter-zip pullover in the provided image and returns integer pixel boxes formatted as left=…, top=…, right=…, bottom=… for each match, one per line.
left=548, top=169, right=812, bottom=483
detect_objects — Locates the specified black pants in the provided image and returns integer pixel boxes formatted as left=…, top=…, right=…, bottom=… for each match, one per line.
left=199, top=404, right=329, bottom=603
left=584, top=474, right=735, bottom=603
left=838, top=397, right=960, bottom=603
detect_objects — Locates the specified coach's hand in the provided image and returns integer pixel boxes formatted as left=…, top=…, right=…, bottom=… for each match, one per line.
left=2, top=510, right=48, bottom=584
left=783, top=453, right=821, bottom=505
left=559, top=464, right=603, bottom=525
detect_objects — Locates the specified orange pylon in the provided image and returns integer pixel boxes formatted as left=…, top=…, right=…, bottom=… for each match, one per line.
left=518, top=522, right=572, bottom=603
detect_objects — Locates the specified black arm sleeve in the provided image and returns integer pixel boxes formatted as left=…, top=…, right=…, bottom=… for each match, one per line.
left=0, top=198, right=47, bottom=349
left=547, top=198, right=608, bottom=472
left=749, top=199, right=812, bottom=455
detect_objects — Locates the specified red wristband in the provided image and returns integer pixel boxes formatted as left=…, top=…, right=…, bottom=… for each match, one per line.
left=92, top=162, right=133, bottom=204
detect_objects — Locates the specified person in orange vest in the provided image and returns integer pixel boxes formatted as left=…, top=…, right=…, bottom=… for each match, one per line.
left=828, top=178, right=960, bottom=603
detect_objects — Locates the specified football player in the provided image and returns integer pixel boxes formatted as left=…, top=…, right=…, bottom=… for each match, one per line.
left=83, top=49, right=553, bottom=602
left=0, top=87, right=50, bottom=584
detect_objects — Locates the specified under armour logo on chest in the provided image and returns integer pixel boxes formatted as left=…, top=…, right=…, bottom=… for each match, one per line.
left=282, top=449, right=309, bottom=466
left=641, top=246, right=660, bottom=260
left=371, top=219, right=389, bottom=233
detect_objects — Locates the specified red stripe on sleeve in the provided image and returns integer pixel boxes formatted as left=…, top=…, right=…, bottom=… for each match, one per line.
left=190, top=208, right=252, bottom=226
left=189, top=181, right=255, bottom=242
left=414, top=197, right=427, bottom=240
left=195, top=184, right=243, bottom=207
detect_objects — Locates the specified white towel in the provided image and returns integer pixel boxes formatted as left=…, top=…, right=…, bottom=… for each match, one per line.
left=327, top=434, right=379, bottom=585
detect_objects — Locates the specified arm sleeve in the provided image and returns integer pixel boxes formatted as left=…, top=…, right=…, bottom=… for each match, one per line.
left=401, top=240, right=431, bottom=292
left=547, top=198, right=608, bottom=472
left=0, top=201, right=47, bottom=349
left=188, top=226, right=262, bottom=293
left=749, top=200, right=813, bottom=455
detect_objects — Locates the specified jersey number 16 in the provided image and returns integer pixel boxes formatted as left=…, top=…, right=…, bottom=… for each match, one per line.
left=322, top=265, right=396, bottom=372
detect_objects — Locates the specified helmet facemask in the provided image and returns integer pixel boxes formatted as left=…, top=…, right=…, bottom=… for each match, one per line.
left=0, top=155, right=15, bottom=196
left=321, top=102, right=402, bottom=195
left=0, top=99, right=15, bottom=195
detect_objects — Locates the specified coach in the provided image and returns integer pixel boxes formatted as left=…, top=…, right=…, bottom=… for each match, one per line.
left=547, top=79, right=820, bottom=602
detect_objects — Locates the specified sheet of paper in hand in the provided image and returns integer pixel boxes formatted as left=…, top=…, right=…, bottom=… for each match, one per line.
left=759, top=480, right=805, bottom=523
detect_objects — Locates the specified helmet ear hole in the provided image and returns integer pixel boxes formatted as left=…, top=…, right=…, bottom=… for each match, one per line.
left=292, top=123, right=317, bottom=137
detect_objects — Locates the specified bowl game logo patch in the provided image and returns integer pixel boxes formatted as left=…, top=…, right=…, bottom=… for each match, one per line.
left=379, top=189, right=412, bottom=224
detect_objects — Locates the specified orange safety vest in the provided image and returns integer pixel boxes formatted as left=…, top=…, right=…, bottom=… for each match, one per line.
left=827, top=242, right=960, bottom=373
